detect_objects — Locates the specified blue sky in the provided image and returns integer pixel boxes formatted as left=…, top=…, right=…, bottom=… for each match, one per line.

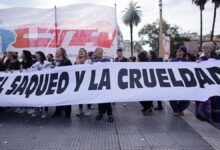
left=0, top=0, right=219, bottom=48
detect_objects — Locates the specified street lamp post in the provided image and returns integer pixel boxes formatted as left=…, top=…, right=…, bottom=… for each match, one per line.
left=159, top=0, right=163, bottom=59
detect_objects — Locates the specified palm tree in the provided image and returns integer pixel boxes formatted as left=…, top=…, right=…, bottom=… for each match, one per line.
left=192, top=0, right=208, bottom=51
left=210, top=0, right=220, bottom=41
left=122, top=1, right=142, bottom=57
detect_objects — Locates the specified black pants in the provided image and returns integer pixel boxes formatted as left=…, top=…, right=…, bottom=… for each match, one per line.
left=79, top=104, right=91, bottom=109
left=170, top=101, right=190, bottom=113
left=98, top=103, right=112, bottom=116
left=54, top=105, right=71, bottom=117
left=140, top=101, right=153, bottom=110
left=157, top=101, right=162, bottom=107
left=39, top=107, right=48, bottom=112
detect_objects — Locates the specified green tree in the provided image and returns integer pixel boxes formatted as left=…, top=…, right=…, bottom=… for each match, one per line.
left=138, top=20, right=190, bottom=58
left=192, top=0, right=208, bottom=50
left=210, top=0, right=220, bottom=41
left=122, top=1, right=142, bottom=57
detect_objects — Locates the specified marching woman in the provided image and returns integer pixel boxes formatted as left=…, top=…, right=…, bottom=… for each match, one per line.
left=4, top=52, right=20, bottom=72
left=30, top=51, right=50, bottom=118
left=169, top=46, right=190, bottom=116
left=196, top=42, right=220, bottom=122
left=147, top=50, right=163, bottom=111
left=21, top=50, right=33, bottom=70
left=138, top=51, right=153, bottom=115
left=3, top=52, right=21, bottom=113
left=18, top=50, right=34, bottom=114
left=52, top=47, right=73, bottom=118
left=75, top=48, right=93, bottom=117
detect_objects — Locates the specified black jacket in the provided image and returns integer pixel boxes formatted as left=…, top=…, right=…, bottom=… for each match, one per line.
left=4, top=60, right=20, bottom=70
left=21, top=60, right=33, bottom=69
left=57, top=58, right=72, bottom=67
left=114, top=57, right=128, bottom=62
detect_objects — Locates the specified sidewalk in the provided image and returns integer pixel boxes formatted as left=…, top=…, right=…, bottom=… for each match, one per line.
left=0, top=102, right=219, bottom=150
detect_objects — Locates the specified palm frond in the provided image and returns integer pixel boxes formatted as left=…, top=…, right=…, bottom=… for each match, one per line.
left=122, top=1, right=142, bottom=26
left=192, top=0, right=209, bottom=10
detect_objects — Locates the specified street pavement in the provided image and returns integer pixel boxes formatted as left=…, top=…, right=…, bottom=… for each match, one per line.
left=0, top=102, right=219, bottom=150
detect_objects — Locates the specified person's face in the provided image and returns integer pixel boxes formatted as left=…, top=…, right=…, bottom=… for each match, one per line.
left=55, top=49, right=62, bottom=59
left=7, top=53, right=13, bottom=61
left=91, top=53, right=96, bottom=60
left=95, top=49, right=103, bottom=59
left=203, top=47, right=212, bottom=57
left=47, top=55, right=52, bottom=61
left=117, top=51, right=123, bottom=57
left=78, top=49, right=86, bottom=58
left=147, top=52, right=152, bottom=60
left=176, top=50, right=185, bottom=59
left=35, top=53, right=41, bottom=61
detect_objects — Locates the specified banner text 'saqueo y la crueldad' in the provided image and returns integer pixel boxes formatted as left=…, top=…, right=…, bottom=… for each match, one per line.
left=0, top=61, right=220, bottom=107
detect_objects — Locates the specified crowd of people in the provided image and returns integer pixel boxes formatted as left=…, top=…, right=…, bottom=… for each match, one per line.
left=0, top=41, right=219, bottom=123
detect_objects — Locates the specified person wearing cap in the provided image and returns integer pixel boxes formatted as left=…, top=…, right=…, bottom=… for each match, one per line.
left=114, top=48, right=128, bottom=62
left=171, top=46, right=187, bottom=62
left=169, top=46, right=190, bottom=116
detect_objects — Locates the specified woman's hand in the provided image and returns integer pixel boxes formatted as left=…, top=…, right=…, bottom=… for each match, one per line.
left=37, top=64, right=42, bottom=70
left=196, top=60, right=201, bottom=63
left=50, top=65, right=55, bottom=69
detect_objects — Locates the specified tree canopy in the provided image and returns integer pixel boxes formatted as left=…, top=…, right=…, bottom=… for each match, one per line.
left=139, top=20, right=190, bottom=57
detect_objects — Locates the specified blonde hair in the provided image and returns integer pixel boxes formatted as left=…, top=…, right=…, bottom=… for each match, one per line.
left=78, top=48, right=89, bottom=59
left=75, top=48, right=89, bottom=64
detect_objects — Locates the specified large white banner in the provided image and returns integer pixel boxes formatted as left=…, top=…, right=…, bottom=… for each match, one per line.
left=0, top=4, right=118, bottom=58
left=0, top=61, right=219, bottom=107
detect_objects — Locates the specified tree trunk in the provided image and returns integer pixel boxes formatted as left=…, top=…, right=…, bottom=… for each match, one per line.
left=130, top=24, right=133, bottom=57
left=200, top=8, right=203, bottom=51
left=210, top=4, right=217, bottom=41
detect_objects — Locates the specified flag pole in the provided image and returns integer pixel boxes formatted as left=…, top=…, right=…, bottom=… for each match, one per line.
left=54, top=5, right=58, bottom=48
left=159, top=0, right=163, bottom=59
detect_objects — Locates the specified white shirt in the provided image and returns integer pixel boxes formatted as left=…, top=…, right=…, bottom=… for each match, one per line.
left=30, top=60, right=50, bottom=71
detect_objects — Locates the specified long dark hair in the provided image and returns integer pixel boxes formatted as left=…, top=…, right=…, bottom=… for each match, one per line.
left=138, top=51, right=148, bottom=62
left=149, top=50, right=158, bottom=61
left=23, top=50, right=33, bottom=63
left=35, top=51, right=46, bottom=64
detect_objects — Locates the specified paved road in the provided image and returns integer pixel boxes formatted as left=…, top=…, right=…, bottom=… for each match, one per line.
left=0, top=103, right=215, bottom=150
